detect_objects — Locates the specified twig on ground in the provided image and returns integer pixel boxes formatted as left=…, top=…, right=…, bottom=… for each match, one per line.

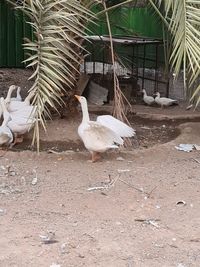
left=190, top=238, right=200, bottom=242
left=48, top=149, right=63, bottom=155
left=87, top=186, right=109, bottom=191
left=146, top=185, right=158, bottom=198
left=48, top=149, right=74, bottom=155
left=87, top=173, right=158, bottom=197
left=135, top=218, right=160, bottom=228
left=119, top=176, right=158, bottom=197
left=87, top=174, right=120, bottom=192
left=191, top=158, right=200, bottom=164
left=118, top=178, right=144, bottom=194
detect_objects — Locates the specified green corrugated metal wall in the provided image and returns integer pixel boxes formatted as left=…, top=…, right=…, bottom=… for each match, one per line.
left=0, top=1, right=162, bottom=68
left=89, top=6, right=163, bottom=38
left=0, top=0, right=32, bottom=67
left=87, top=6, right=164, bottom=67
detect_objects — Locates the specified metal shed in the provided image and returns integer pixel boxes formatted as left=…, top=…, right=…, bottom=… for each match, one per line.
left=83, top=35, right=169, bottom=100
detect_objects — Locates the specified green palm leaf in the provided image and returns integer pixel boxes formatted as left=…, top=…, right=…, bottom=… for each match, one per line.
left=149, top=0, right=200, bottom=105
left=8, top=0, right=96, bottom=150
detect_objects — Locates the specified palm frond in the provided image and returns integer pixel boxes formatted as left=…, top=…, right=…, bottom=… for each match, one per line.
left=149, top=0, right=200, bottom=105
left=8, top=0, right=96, bottom=150
left=101, top=0, right=132, bottom=148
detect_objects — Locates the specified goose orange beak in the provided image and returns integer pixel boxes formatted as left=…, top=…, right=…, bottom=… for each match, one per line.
left=74, top=95, right=80, bottom=101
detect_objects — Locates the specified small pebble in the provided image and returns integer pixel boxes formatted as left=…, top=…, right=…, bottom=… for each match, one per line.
left=116, top=157, right=124, bottom=161
left=0, top=209, right=6, bottom=215
left=177, top=264, right=187, bottom=267
left=60, top=243, right=69, bottom=254
left=31, top=176, right=38, bottom=185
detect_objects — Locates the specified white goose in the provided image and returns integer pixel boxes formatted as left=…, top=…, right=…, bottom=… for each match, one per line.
left=75, top=95, right=135, bottom=162
left=155, top=92, right=178, bottom=108
left=142, top=89, right=155, bottom=105
left=0, top=97, right=36, bottom=146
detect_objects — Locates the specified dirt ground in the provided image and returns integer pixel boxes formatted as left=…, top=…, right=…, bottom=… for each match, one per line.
left=0, top=69, right=200, bottom=267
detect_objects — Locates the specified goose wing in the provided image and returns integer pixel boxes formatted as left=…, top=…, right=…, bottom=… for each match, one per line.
left=7, top=116, right=35, bottom=134
left=10, top=105, right=36, bottom=119
left=96, top=115, right=135, bottom=137
left=144, top=96, right=155, bottom=105
left=7, top=101, right=27, bottom=112
left=164, top=97, right=177, bottom=103
left=8, top=106, right=36, bottom=134
left=7, top=120, right=34, bottom=134
left=159, top=97, right=178, bottom=105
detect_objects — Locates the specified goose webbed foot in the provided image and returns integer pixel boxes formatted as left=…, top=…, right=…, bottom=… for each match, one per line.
left=91, top=151, right=101, bottom=163
left=10, top=134, right=24, bottom=148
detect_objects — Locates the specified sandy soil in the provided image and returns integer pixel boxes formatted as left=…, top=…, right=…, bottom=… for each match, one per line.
left=0, top=69, right=200, bottom=267
left=0, top=117, right=200, bottom=267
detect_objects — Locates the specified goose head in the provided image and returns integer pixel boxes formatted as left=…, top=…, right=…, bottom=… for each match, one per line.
left=156, top=92, right=160, bottom=97
left=75, top=95, right=88, bottom=110
left=5, top=85, right=17, bottom=102
left=142, top=89, right=147, bottom=97
left=8, top=85, right=17, bottom=94
left=9, top=85, right=17, bottom=91
left=75, top=95, right=87, bottom=104
left=154, top=92, right=160, bottom=98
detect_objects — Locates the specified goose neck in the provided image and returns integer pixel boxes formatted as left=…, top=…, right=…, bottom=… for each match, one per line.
left=81, top=101, right=90, bottom=123
left=6, top=87, right=15, bottom=102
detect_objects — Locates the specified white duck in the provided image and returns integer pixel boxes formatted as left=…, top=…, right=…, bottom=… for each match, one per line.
left=155, top=92, right=178, bottom=108
left=75, top=95, right=135, bottom=162
left=142, top=89, right=155, bottom=105
left=0, top=97, right=36, bottom=146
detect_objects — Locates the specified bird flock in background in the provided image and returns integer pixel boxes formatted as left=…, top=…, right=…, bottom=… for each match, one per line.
left=142, top=89, right=178, bottom=108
